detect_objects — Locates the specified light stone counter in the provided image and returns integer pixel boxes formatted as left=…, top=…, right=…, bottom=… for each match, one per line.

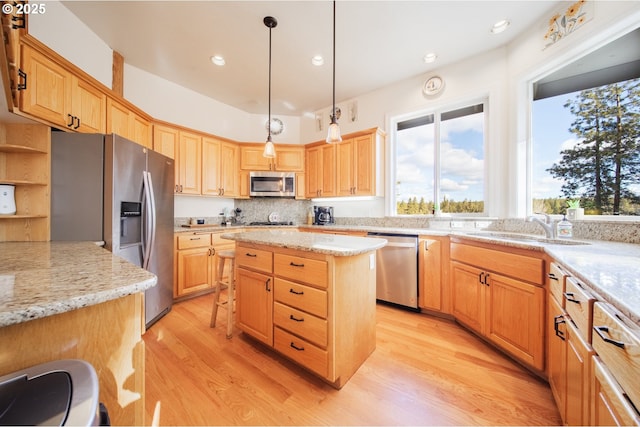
left=0, top=241, right=157, bottom=327
left=221, top=229, right=387, bottom=256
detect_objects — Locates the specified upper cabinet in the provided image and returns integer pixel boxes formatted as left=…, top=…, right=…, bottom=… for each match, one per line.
left=106, top=97, right=152, bottom=148
left=176, top=130, right=202, bottom=195
left=202, top=136, right=239, bottom=197
left=17, top=38, right=106, bottom=134
left=307, top=127, right=385, bottom=199
left=153, top=123, right=178, bottom=160
left=240, top=144, right=304, bottom=171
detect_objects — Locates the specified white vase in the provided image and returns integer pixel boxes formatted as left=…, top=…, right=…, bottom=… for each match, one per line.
left=566, top=207, right=584, bottom=220
left=0, top=184, right=16, bottom=215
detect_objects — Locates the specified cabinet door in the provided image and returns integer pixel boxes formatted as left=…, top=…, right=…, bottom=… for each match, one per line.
left=354, top=133, right=376, bottom=195
left=240, top=144, right=271, bottom=170
left=274, top=146, right=304, bottom=171
left=566, top=319, right=593, bottom=426
left=485, top=271, right=544, bottom=370
left=305, top=145, right=321, bottom=197
left=336, top=138, right=354, bottom=196
left=153, top=124, right=178, bottom=160
left=106, top=97, right=131, bottom=139
left=131, top=113, right=152, bottom=148
left=71, top=76, right=106, bottom=133
left=320, top=144, right=336, bottom=197
left=591, top=356, right=640, bottom=426
left=419, top=238, right=442, bottom=311
left=236, top=268, right=273, bottom=346
left=451, top=261, right=484, bottom=333
left=176, top=247, right=212, bottom=296
left=178, top=131, right=202, bottom=194
left=20, top=45, right=71, bottom=128
left=202, top=137, right=222, bottom=196
left=219, top=142, right=239, bottom=197
left=548, top=295, right=568, bottom=423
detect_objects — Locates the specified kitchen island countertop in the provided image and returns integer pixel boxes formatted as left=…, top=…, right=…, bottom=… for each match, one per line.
left=0, top=241, right=157, bottom=327
left=221, top=229, right=387, bottom=256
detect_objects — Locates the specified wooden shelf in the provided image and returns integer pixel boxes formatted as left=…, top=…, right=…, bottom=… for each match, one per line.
left=0, top=214, right=48, bottom=219
left=0, top=179, right=48, bottom=186
left=0, top=144, right=48, bottom=154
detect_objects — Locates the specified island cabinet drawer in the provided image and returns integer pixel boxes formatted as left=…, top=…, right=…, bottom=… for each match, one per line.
left=274, top=254, right=327, bottom=288
left=450, top=243, right=543, bottom=285
left=274, top=278, right=327, bottom=318
left=177, top=233, right=211, bottom=249
left=592, top=302, right=640, bottom=410
left=236, top=245, right=273, bottom=273
left=274, top=327, right=328, bottom=379
left=274, top=302, right=328, bottom=347
left=564, top=277, right=596, bottom=343
left=548, top=262, right=569, bottom=307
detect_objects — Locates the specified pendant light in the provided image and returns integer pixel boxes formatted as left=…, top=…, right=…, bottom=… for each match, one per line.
left=263, top=16, right=277, bottom=158
left=326, top=0, right=341, bottom=143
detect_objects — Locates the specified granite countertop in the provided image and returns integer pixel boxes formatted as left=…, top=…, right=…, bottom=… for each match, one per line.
left=174, top=224, right=297, bottom=233
left=0, top=241, right=157, bottom=327
left=221, top=229, right=388, bottom=256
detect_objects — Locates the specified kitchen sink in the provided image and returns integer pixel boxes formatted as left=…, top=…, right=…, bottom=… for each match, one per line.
left=464, top=232, right=590, bottom=246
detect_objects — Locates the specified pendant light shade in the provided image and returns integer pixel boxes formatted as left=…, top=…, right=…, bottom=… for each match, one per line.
left=263, top=16, right=278, bottom=158
left=326, top=1, right=341, bottom=143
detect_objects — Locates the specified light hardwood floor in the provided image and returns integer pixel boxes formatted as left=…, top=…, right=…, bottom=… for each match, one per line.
left=143, top=293, right=561, bottom=426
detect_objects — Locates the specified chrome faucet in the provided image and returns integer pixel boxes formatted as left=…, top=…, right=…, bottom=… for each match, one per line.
left=526, top=213, right=555, bottom=239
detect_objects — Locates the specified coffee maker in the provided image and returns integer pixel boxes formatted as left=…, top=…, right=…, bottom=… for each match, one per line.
left=313, top=206, right=334, bottom=225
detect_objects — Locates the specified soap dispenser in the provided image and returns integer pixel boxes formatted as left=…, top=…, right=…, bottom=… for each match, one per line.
left=557, top=215, right=573, bottom=238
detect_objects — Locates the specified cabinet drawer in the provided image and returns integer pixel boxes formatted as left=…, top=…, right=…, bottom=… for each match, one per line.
left=274, top=327, right=328, bottom=379
left=177, top=233, right=211, bottom=249
left=274, top=278, right=327, bottom=318
left=564, top=277, right=596, bottom=343
left=236, top=245, right=273, bottom=273
left=274, top=302, right=328, bottom=347
left=592, top=356, right=640, bottom=426
left=274, top=254, right=327, bottom=288
left=548, top=262, right=569, bottom=307
left=592, top=302, right=640, bottom=411
left=450, top=243, right=543, bottom=285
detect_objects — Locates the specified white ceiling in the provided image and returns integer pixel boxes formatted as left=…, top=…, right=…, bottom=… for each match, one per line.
left=60, top=0, right=562, bottom=117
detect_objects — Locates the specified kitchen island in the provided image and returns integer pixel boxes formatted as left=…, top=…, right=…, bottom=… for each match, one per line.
left=0, top=241, right=156, bottom=426
left=222, top=230, right=387, bottom=389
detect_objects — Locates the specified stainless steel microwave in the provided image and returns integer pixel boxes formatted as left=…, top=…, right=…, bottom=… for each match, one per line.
left=249, top=171, right=295, bottom=197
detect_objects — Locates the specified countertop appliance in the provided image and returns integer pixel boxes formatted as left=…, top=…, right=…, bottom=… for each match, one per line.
left=249, top=171, right=295, bottom=197
left=313, top=206, right=334, bottom=225
left=0, top=359, right=103, bottom=426
left=367, top=232, right=419, bottom=310
left=51, top=133, right=174, bottom=329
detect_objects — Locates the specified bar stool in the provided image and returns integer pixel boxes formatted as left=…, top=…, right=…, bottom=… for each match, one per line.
left=210, top=249, right=236, bottom=338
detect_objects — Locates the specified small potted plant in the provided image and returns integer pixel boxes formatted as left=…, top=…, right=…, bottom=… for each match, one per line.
left=566, top=199, right=584, bottom=220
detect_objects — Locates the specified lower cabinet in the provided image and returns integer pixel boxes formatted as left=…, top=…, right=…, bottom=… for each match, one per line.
left=450, top=241, right=545, bottom=371
left=234, top=242, right=376, bottom=389
left=418, top=235, right=450, bottom=314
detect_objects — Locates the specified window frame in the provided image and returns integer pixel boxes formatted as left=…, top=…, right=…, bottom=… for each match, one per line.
left=388, top=97, right=489, bottom=217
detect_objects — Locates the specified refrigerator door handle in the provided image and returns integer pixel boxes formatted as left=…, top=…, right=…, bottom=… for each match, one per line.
left=147, top=171, right=157, bottom=266
left=141, top=171, right=154, bottom=269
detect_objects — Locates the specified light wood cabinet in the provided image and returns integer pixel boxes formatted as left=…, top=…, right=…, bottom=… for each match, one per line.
left=19, top=42, right=106, bottom=133
left=240, top=144, right=304, bottom=171
left=565, top=318, right=593, bottom=426
left=234, top=241, right=376, bottom=389
left=175, top=231, right=237, bottom=300
left=202, top=137, right=239, bottom=197
left=106, top=97, right=152, bottom=148
left=0, top=123, right=50, bottom=242
left=153, top=124, right=179, bottom=160
left=418, top=235, right=450, bottom=313
left=305, top=143, right=336, bottom=198
left=336, top=130, right=384, bottom=196
left=176, top=131, right=202, bottom=195
left=591, top=356, right=640, bottom=426
left=450, top=241, right=545, bottom=371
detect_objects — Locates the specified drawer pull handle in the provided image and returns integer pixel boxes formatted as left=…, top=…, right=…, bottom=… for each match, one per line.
left=290, top=342, right=305, bottom=351
left=190, top=237, right=201, bottom=240
left=554, top=315, right=566, bottom=341
left=289, top=262, right=305, bottom=267
left=245, top=253, right=257, bottom=257
left=289, top=288, right=304, bottom=295
left=265, top=278, right=271, bottom=292
left=548, top=273, right=558, bottom=281
left=289, top=314, right=304, bottom=322
left=563, top=292, right=581, bottom=304
left=594, top=325, right=625, bottom=349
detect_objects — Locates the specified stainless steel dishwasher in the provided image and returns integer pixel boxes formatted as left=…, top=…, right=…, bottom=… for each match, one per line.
left=367, top=232, right=419, bottom=310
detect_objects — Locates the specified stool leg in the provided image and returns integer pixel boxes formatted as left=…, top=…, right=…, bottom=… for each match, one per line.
left=210, top=255, right=225, bottom=328
left=225, top=259, right=235, bottom=338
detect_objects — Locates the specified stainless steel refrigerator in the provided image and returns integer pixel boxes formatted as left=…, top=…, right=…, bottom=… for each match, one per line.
left=51, top=133, right=174, bottom=328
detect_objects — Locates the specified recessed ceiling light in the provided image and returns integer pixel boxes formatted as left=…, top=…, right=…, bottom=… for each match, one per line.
left=423, top=52, right=437, bottom=63
left=210, top=55, right=225, bottom=66
left=491, top=19, right=510, bottom=34
left=312, top=55, right=324, bottom=66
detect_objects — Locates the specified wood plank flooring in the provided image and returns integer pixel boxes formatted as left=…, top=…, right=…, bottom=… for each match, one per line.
left=143, top=293, right=561, bottom=426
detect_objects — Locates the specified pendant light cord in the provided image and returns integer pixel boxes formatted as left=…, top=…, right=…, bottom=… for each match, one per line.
left=331, top=0, right=336, bottom=123
left=268, top=22, right=272, bottom=140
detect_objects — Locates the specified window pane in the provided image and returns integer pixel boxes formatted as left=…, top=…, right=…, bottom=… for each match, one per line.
left=395, top=117, right=435, bottom=215
left=439, top=109, right=484, bottom=213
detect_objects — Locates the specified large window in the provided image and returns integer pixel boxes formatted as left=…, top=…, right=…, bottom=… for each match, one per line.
left=394, top=102, right=485, bottom=215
